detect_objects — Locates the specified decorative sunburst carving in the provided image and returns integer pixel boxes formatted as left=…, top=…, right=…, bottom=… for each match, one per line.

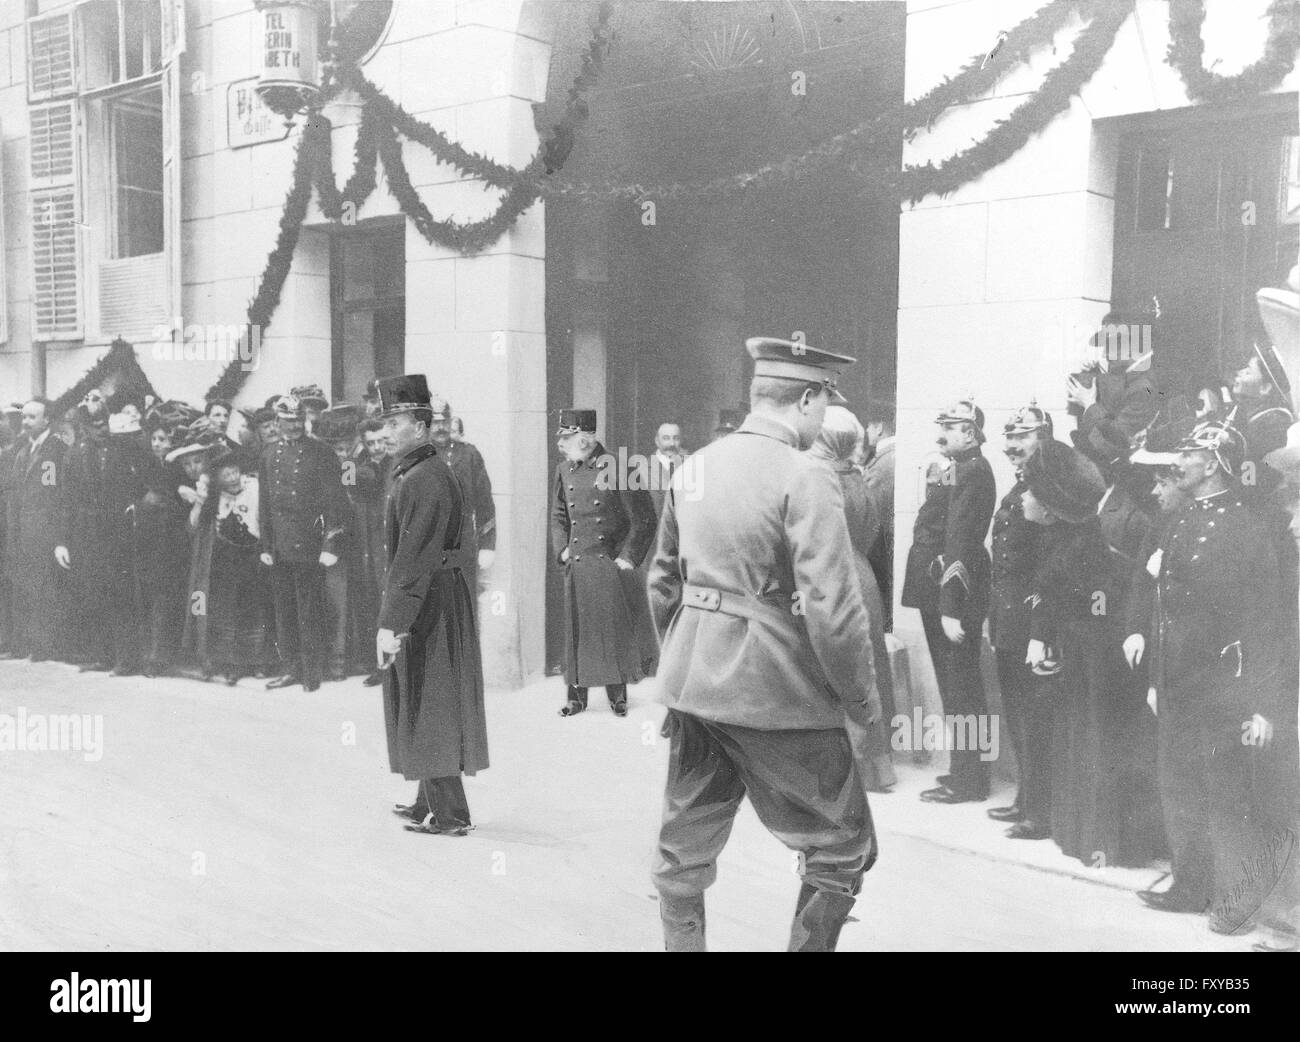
left=688, top=24, right=762, bottom=73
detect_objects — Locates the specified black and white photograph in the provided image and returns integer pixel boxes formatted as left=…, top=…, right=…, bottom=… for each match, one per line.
left=0, top=0, right=1298, bottom=972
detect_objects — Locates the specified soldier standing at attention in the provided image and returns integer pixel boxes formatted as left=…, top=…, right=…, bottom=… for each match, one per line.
left=901, top=399, right=997, bottom=804
left=647, top=337, right=880, bottom=953
left=1124, top=419, right=1290, bottom=932
left=550, top=409, right=657, bottom=718
left=377, top=375, right=488, bottom=838
left=987, top=403, right=1053, bottom=839
left=259, top=394, right=348, bottom=693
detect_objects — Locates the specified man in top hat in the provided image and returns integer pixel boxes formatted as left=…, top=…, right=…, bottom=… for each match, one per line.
left=986, top=402, right=1054, bottom=838
left=1123, top=419, right=1294, bottom=933
left=258, top=393, right=349, bottom=692
left=431, top=399, right=496, bottom=613
left=647, top=336, right=881, bottom=952
left=376, top=375, right=488, bottom=837
left=902, top=398, right=997, bottom=804
left=550, top=408, right=657, bottom=717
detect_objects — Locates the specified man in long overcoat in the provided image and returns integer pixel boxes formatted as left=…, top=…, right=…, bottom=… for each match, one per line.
left=7, top=399, right=68, bottom=660
left=647, top=337, right=881, bottom=953
left=376, top=374, right=489, bottom=838
left=550, top=409, right=657, bottom=717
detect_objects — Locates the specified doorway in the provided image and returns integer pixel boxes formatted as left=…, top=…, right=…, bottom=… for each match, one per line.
left=1109, top=95, right=1299, bottom=395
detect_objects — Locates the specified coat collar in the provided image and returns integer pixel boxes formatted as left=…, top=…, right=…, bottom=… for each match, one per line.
left=392, top=441, right=438, bottom=479
left=737, top=412, right=800, bottom=448
left=567, top=442, right=607, bottom=471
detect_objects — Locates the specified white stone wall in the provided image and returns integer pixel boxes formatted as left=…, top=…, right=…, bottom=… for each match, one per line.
left=895, top=0, right=1300, bottom=712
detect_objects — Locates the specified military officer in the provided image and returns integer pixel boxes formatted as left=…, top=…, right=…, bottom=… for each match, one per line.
left=550, top=409, right=657, bottom=717
left=647, top=336, right=880, bottom=953
left=258, top=394, right=348, bottom=693
left=377, top=375, right=488, bottom=838
left=902, top=398, right=997, bottom=803
left=987, top=402, right=1053, bottom=838
left=1124, top=419, right=1290, bottom=931
left=434, top=400, right=496, bottom=606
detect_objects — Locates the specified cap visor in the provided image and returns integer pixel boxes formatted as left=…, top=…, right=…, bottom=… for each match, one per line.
left=1130, top=448, right=1179, bottom=466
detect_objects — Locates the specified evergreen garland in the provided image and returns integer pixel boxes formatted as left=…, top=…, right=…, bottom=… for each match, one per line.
left=1166, top=0, right=1300, bottom=104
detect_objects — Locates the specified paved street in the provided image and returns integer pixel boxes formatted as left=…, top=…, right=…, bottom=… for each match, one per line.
left=0, top=660, right=1249, bottom=952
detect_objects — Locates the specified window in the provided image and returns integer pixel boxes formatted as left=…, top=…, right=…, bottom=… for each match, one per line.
left=80, top=0, right=163, bottom=91
left=109, top=85, right=163, bottom=257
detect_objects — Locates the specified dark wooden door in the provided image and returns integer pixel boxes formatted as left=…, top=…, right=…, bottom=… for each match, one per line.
left=1111, top=100, right=1298, bottom=396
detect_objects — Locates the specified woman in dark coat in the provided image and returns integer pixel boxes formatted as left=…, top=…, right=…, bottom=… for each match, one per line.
left=808, top=406, right=896, bottom=791
left=181, top=447, right=275, bottom=683
left=1023, top=440, right=1164, bottom=868
left=549, top=410, right=658, bottom=717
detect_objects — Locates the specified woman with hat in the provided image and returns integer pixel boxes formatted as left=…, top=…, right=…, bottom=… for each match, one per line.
left=134, top=416, right=192, bottom=676
left=1023, top=439, right=1165, bottom=868
left=808, top=405, right=896, bottom=791
left=181, top=445, right=275, bottom=684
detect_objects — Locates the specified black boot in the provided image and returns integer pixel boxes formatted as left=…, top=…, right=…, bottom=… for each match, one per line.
left=559, top=685, right=588, bottom=717
left=607, top=683, right=628, bottom=716
left=788, top=883, right=856, bottom=952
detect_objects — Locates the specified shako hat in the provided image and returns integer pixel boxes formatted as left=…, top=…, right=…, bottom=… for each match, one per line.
left=315, top=404, right=360, bottom=441
left=556, top=408, right=597, bottom=436
left=375, top=375, right=432, bottom=419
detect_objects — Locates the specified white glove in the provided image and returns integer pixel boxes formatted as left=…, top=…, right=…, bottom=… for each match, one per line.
left=54, top=545, right=71, bottom=570
left=1025, top=639, right=1046, bottom=668
left=615, top=557, right=634, bottom=571
left=376, top=628, right=402, bottom=668
left=477, top=548, right=495, bottom=569
left=1146, top=687, right=1157, bottom=717
left=319, top=551, right=338, bottom=568
left=1123, top=633, right=1145, bottom=669
left=259, top=553, right=274, bottom=567
left=941, top=615, right=965, bottom=644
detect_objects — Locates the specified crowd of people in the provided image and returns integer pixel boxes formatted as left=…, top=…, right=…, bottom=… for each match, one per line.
left=897, top=312, right=1299, bottom=947
left=0, top=382, right=495, bottom=693
left=2, top=309, right=1297, bottom=949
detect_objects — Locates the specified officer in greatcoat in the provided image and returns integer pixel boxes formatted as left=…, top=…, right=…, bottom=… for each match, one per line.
left=901, top=399, right=997, bottom=803
left=987, top=402, right=1053, bottom=838
left=1124, top=419, right=1292, bottom=931
left=258, top=394, right=348, bottom=692
left=550, top=409, right=657, bottom=717
left=647, top=337, right=880, bottom=953
left=376, top=375, right=488, bottom=838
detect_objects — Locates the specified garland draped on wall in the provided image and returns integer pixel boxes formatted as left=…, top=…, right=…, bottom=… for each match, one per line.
left=198, top=0, right=1299, bottom=401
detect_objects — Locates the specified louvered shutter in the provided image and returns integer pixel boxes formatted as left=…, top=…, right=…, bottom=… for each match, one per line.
left=30, top=101, right=81, bottom=339
left=27, top=13, right=75, bottom=101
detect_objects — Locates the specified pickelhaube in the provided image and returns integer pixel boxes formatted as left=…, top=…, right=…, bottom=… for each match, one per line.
left=1003, top=400, right=1052, bottom=436
left=1176, top=418, right=1248, bottom=478
left=936, top=398, right=985, bottom=431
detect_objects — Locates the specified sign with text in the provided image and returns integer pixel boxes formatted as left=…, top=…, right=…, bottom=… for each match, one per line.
left=227, top=78, right=289, bottom=149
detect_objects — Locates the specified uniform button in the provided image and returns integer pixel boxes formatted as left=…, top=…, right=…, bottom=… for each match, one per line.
left=593, top=500, right=600, bottom=506
left=569, top=502, right=576, bottom=508
left=572, top=537, right=577, bottom=543
left=568, top=485, right=575, bottom=491
left=575, top=555, right=581, bottom=561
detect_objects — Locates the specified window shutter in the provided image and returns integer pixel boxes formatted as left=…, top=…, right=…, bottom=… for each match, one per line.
left=161, top=0, right=185, bottom=328
left=30, top=101, right=81, bottom=339
left=27, top=13, right=75, bottom=101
